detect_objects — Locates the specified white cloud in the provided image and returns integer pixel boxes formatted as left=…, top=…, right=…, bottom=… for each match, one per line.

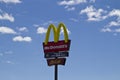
left=0, top=0, right=21, bottom=4
left=58, top=0, right=87, bottom=6
left=102, top=22, right=120, bottom=33
left=80, top=5, right=107, bottom=21
left=0, top=26, right=16, bottom=34
left=0, top=13, right=14, bottom=22
left=109, top=9, right=120, bottom=17
left=101, top=28, right=112, bottom=32
left=18, top=27, right=28, bottom=32
left=102, top=25, right=118, bottom=33
left=13, top=36, right=32, bottom=42
left=108, top=21, right=120, bottom=27
left=37, top=27, right=47, bottom=34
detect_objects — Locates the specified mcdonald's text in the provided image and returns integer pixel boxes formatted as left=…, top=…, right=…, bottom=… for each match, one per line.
left=43, top=40, right=71, bottom=53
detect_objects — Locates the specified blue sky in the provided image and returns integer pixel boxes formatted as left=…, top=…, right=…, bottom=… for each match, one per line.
left=0, top=0, right=120, bottom=80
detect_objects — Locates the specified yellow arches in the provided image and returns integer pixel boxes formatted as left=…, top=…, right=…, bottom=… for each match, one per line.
left=44, top=23, right=69, bottom=45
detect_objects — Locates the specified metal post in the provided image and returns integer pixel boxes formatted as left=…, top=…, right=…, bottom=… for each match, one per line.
left=55, top=57, right=58, bottom=80
left=55, top=64, right=58, bottom=80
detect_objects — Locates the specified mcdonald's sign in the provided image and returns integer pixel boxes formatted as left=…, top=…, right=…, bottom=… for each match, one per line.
left=43, top=23, right=71, bottom=55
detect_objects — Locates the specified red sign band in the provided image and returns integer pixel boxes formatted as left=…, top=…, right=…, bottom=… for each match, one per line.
left=43, top=40, right=71, bottom=53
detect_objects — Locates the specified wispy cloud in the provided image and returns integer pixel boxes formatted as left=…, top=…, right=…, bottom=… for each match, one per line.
left=57, top=0, right=97, bottom=12
left=70, top=18, right=79, bottom=22
left=101, top=28, right=112, bottom=32
left=37, top=27, right=47, bottom=34
left=0, top=26, right=16, bottom=34
left=80, top=5, right=107, bottom=21
left=107, top=9, right=120, bottom=27
left=60, top=27, right=71, bottom=35
left=5, top=60, right=15, bottom=64
left=4, top=51, right=13, bottom=55
left=42, top=21, right=58, bottom=26
left=0, top=0, right=22, bottom=4
left=58, top=0, right=87, bottom=11
left=101, top=25, right=120, bottom=33
left=13, top=36, right=32, bottom=42
left=0, top=13, right=14, bottom=22
left=0, top=51, right=15, bottom=64
left=65, top=6, right=75, bottom=11
left=108, top=21, right=120, bottom=27
left=101, top=9, right=120, bottom=33
left=33, top=24, right=39, bottom=27
left=115, top=28, right=120, bottom=32
left=58, top=0, right=87, bottom=6
left=0, top=51, right=13, bottom=56
left=0, top=59, right=15, bottom=64
left=0, top=51, right=13, bottom=55
left=0, top=53, right=3, bottom=56
left=18, top=27, right=28, bottom=32
left=90, top=0, right=95, bottom=3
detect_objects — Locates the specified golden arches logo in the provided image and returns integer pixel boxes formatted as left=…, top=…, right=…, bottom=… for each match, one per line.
left=44, top=23, right=69, bottom=45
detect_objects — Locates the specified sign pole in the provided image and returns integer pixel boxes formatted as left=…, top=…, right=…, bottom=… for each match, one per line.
left=55, top=57, right=58, bottom=80
left=55, top=64, right=58, bottom=80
